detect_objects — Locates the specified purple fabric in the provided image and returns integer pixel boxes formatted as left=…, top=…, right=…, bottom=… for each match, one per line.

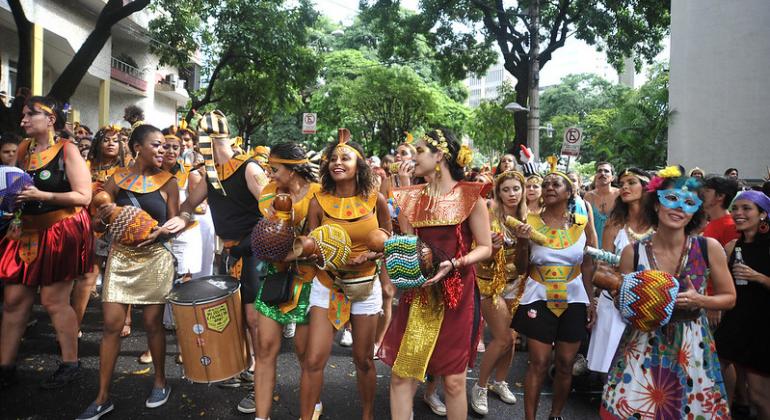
left=735, top=190, right=770, bottom=214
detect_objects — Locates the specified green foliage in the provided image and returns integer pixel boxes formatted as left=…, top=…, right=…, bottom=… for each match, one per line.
left=466, top=82, right=518, bottom=163
left=149, top=0, right=320, bottom=141
left=539, top=65, right=670, bottom=169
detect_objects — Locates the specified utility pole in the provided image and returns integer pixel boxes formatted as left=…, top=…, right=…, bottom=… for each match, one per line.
left=527, top=0, right=541, bottom=160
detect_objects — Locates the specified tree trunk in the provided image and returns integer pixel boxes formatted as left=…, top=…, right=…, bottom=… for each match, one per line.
left=511, top=78, right=529, bottom=155
left=0, top=0, right=32, bottom=134
left=47, top=0, right=150, bottom=102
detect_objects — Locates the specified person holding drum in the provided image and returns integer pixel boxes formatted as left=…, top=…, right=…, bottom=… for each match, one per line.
left=509, top=169, right=594, bottom=420
left=0, top=96, right=92, bottom=390
left=470, top=170, right=531, bottom=415
left=600, top=166, right=735, bottom=419
left=378, top=128, right=492, bottom=420
left=163, top=110, right=267, bottom=414
left=586, top=168, right=652, bottom=376
left=252, top=142, right=321, bottom=419
left=301, top=130, right=391, bottom=420
left=77, top=124, right=180, bottom=419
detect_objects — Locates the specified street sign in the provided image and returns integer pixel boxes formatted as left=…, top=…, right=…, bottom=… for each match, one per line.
left=302, top=113, right=317, bottom=134
left=561, top=126, right=582, bottom=157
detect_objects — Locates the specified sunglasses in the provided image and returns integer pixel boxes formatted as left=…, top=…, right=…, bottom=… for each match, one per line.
left=657, top=189, right=702, bottom=214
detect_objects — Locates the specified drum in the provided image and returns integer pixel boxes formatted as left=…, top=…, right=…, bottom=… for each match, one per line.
left=167, top=276, right=248, bottom=383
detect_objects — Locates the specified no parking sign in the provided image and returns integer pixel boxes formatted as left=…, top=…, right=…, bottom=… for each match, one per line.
left=302, top=113, right=317, bottom=134
left=561, top=127, right=582, bottom=157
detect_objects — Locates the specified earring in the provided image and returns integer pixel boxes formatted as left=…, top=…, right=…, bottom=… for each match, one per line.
left=434, top=163, right=441, bottom=177
left=48, top=129, right=55, bottom=146
left=760, top=218, right=769, bottom=234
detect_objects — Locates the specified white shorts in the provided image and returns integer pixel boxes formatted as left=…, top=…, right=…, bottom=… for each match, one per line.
left=309, top=277, right=383, bottom=316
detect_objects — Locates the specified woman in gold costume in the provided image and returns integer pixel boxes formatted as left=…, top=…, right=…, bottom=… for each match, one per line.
left=78, top=124, right=182, bottom=418
left=378, top=128, right=492, bottom=420
left=470, top=170, right=531, bottom=415
left=301, top=130, right=391, bottom=420
left=253, top=142, right=322, bottom=420
left=525, top=174, right=544, bottom=215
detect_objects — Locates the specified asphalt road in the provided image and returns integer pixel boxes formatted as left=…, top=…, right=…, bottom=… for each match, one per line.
left=1, top=300, right=602, bottom=419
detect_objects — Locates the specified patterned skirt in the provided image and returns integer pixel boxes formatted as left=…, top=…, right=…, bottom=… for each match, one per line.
left=600, top=315, right=730, bottom=419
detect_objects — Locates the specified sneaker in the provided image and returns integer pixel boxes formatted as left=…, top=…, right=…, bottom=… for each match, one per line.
left=489, top=380, right=517, bottom=404
left=41, top=361, right=81, bottom=389
left=145, top=385, right=171, bottom=408
left=239, top=369, right=254, bottom=383
left=470, top=383, right=489, bottom=415
left=283, top=322, right=296, bottom=339
left=312, top=401, right=323, bottom=420
left=339, top=329, right=353, bottom=347
left=237, top=390, right=256, bottom=414
left=216, top=376, right=243, bottom=388
left=76, top=400, right=114, bottom=420
left=423, top=391, right=447, bottom=416
left=138, top=350, right=152, bottom=364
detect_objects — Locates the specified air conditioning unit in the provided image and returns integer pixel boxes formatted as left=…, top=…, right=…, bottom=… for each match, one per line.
left=165, top=74, right=178, bottom=87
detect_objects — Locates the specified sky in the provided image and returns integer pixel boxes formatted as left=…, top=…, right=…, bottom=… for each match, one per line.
left=313, top=0, right=669, bottom=88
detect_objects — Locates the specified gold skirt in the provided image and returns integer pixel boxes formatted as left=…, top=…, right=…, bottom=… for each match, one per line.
left=102, top=242, right=175, bottom=304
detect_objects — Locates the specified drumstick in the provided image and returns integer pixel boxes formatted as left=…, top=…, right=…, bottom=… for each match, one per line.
left=504, top=216, right=548, bottom=246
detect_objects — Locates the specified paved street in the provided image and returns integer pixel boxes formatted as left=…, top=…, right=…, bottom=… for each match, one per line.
left=2, top=299, right=601, bottom=419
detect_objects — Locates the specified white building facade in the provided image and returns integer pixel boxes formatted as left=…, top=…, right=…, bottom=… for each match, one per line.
left=0, top=0, right=193, bottom=131
left=668, top=0, right=770, bottom=180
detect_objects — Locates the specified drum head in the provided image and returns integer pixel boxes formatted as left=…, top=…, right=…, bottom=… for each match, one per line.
left=167, top=275, right=240, bottom=305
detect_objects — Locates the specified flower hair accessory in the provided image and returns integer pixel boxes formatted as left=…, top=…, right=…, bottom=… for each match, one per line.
left=456, top=144, right=473, bottom=167
left=646, top=165, right=683, bottom=192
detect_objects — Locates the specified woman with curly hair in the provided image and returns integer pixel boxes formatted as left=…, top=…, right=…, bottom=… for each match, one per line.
left=378, top=128, right=492, bottom=420
left=586, top=168, right=652, bottom=375
left=510, top=170, right=595, bottom=420
left=600, top=167, right=735, bottom=419
left=470, top=170, right=531, bottom=415
left=300, top=129, right=392, bottom=420
left=253, top=142, right=322, bottom=420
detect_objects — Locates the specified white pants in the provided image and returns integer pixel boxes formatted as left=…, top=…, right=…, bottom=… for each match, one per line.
left=308, top=277, right=383, bottom=316
left=587, top=291, right=626, bottom=373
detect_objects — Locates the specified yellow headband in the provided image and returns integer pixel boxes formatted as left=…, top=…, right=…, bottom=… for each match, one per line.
left=35, top=103, right=54, bottom=115
left=546, top=171, right=575, bottom=190
left=268, top=157, right=310, bottom=165
left=164, top=134, right=181, bottom=142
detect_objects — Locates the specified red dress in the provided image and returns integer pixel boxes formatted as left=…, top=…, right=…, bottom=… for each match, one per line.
left=378, top=182, right=483, bottom=378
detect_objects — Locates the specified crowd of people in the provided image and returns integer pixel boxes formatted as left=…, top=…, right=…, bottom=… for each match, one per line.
left=1, top=96, right=769, bottom=420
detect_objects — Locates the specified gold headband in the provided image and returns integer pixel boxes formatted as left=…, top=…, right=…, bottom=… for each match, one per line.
left=495, top=170, right=526, bottom=185
left=546, top=171, right=575, bottom=189
left=620, top=169, right=650, bottom=183
left=268, top=157, right=310, bottom=165
left=164, top=134, right=181, bottom=142
left=526, top=174, right=543, bottom=183
left=422, top=129, right=449, bottom=154
left=334, top=128, right=364, bottom=161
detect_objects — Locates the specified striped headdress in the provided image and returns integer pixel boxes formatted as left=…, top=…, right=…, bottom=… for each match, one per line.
left=197, top=110, right=229, bottom=194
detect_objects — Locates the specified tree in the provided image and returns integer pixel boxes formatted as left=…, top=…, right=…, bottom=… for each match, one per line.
left=539, top=73, right=629, bottom=121
left=467, top=81, right=518, bottom=161
left=0, top=0, right=151, bottom=133
left=361, top=0, right=670, bottom=153
left=149, top=0, right=319, bottom=124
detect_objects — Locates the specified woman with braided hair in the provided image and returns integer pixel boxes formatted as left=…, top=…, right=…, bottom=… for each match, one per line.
left=0, top=96, right=92, bottom=389
left=77, top=124, right=180, bottom=419
left=378, top=128, right=492, bottom=420
left=253, top=141, right=322, bottom=420
left=510, top=171, right=595, bottom=420
left=469, top=170, right=531, bottom=415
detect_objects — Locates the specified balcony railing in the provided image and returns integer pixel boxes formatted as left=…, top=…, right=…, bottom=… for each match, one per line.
left=110, top=57, right=147, bottom=92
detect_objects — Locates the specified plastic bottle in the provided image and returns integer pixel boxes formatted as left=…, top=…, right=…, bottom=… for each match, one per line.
left=733, top=247, right=748, bottom=286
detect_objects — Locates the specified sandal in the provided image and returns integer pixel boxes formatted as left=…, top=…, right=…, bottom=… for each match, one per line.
left=120, top=324, right=131, bottom=338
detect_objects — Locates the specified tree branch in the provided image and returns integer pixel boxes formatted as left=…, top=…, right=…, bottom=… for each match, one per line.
left=102, top=0, right=151, bottom=26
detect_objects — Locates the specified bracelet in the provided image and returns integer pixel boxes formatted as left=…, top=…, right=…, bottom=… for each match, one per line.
left=449, top=258, right=457, bottom=271
left=99, top=218, right=110, bottom=227
left=180, top=211, right=194, bottom=223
